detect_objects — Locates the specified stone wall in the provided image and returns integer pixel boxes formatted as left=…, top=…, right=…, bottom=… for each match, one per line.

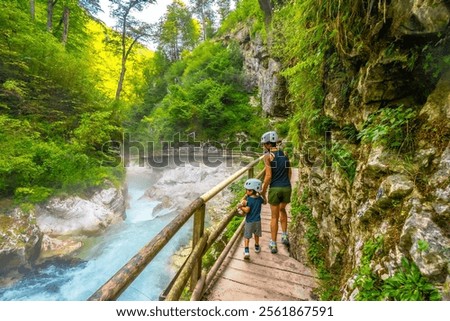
left=289, top=0, right=450, bottom=299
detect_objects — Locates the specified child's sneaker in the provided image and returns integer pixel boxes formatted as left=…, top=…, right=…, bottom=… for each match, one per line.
left=254, top=244, right=261, bottom=253
left=281, top=233, right=290, bottom=246
left=269, top=241, right=278, bottom=254
left=243, top=247, right=250, bottom=259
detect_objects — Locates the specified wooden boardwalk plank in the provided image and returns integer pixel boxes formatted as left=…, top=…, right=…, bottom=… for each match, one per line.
left=203, top=169, right=317, bottom=301
left=205, top=277, right=300, bottom=301
left=226, top=258, right=317, bottom=288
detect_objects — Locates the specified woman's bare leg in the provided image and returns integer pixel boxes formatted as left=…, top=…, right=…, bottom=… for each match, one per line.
left=270, top=204, right=280, bottom=242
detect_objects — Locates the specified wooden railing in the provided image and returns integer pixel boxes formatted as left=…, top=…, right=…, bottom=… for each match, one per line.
left=88, top=155, right=264, bottom=301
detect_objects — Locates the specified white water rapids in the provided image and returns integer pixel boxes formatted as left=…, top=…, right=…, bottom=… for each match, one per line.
left=0, top=161, right=240, bottom=300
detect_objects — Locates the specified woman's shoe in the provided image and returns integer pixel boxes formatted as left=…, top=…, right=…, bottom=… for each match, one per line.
left=269, top=241, right=278, bottom=254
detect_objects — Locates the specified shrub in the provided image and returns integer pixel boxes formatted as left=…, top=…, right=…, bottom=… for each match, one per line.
left=382, top=258, right=442, bottom=301
left=357, top=105, right=417, bottom=153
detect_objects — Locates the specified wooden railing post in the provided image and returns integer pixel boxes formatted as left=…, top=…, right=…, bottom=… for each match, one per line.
left=248, top=167, right=254, bottom=179
left=191, top=204, right=205, bottom=291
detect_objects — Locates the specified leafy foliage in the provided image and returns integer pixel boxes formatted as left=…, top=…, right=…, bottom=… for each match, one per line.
left=0, top=115, right=122, bottom=197
left=270, top=1, right=330, bottom=145
left=290, top=187, right=338, bottom=300
left=383, top=258, right=442, bottom=301
left=142, top=41, right=267, bottom=143
left=355, top=238, right=441, bottom=301
left=354, top=237, right=384, bottom=300
left=156, top=0, right=200, bottom=62
left=0, top=1, right=127, bottom=201
left=108, top=0, right=156, bottom=100
left=357, top=105, right=417, bottom=152
left=326, top=143, right=357, bottom=182
left=218, top=0, right=265, bottom=36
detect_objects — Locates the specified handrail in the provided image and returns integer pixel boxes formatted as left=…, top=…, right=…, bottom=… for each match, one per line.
left=190, top=169, right=265, bottom=300
left=199, top=157, right=261, bottom=202
left=88, top=155, right=264, bottom=301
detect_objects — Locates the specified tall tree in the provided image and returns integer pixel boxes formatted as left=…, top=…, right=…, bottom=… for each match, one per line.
left=30, top=0, right=36, bottom=21
left=47, top=0, right=57, bottom=32
left=79, top=0, right=101, bottom=14
left=189, top=0, right=215, bottom=40
left=51, top=0, right=85, bottom=45
left=110, top=0, right=156, bottom=101
left=258, top=0, right=273, bottom=25
left=45, top=0, right=100, bottom=40
left=157, top=0, right=200, bottom=62
left=216, top=0, right=231, bottom=24
left=61, top=6, right=70, bottom=44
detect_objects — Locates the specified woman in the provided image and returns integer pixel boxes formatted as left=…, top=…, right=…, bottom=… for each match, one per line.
left=260, top=131, right=292, bottom=254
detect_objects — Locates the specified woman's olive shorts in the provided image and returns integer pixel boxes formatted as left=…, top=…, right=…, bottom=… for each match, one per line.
left=268, top=186, right=292, bottom=205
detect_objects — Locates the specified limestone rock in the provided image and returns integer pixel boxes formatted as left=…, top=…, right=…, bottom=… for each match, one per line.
left=380, top=174, right=414, bottom=199
left=391, top=0, right=450, bottom=37
left=400, top=198, right=449, bottom=281
left=288, top=0, right=450, bottom=301
left=144, top=164, right=239, bottom=222
left=36, top=186, right=126, bottom=236
left=365, top=146, right=390, bottom=175
left=329, top=171, right=352, bottom=218
left=414, top=148, right=437, bottom=169
left=419, top=70, right=450, bottom=135
left=430, top=143, right=450, bottom=187
left=39, top=235, right=83, bottom=259
left=0, top=208, right=42, bottom=277
left=356, top=199, right=376, bottom=221
left=357, top=55, right=413, bottom=106
left=443, top=275, right=450, bottom=300
left=232, top=27, right=287, bottom=116
left=433, top=185, right=450, bottom=220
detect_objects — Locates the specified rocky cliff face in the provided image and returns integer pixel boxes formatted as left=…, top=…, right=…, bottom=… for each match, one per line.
left=0, top=182, right=126, bottom=284
left=230, top=26, right=288, bottom=117
left=241, top=0, right=450, bottom=299
left=297, top=0, right=449, bottom=300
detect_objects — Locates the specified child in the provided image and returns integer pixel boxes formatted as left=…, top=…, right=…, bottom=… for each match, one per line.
left=237, top=178, right=264, bottom=259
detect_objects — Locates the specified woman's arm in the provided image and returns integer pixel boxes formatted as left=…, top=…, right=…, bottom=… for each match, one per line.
left=261, top=153, right=272, bottom=204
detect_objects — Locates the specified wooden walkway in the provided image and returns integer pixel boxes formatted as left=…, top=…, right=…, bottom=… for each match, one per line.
left=203, top=171, right=317, bottom=301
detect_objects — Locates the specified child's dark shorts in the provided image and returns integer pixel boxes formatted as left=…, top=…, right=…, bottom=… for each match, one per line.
left=244, top=221, right=262, bottom=239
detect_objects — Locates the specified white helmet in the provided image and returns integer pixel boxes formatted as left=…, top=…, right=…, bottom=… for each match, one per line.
left=260, top=131, right=278, bottom=144
left=244, top=178, right=262, bottom=192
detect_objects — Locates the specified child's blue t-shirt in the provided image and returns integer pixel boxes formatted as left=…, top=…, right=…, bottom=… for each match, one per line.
left=245, top=196, right=263, bottom=223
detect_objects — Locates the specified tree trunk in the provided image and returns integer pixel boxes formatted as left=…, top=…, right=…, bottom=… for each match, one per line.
left=115, top=37, right=139, bottom=100
left=200, top=6, right=206, bottom=41
left=61, top=7, right=70, bottom=45
left=258, top=0, right=273, bottom=25
left=47, top=0, right=57, bottom=32
left=115, top=5, right=131, bottom=101
left=30, top=0, right=35, bottom=21
left=115, top=59, right=126, bottom=100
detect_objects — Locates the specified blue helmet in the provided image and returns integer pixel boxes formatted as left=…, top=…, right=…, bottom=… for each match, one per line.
left=244, top=178, right=262, bottom=192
